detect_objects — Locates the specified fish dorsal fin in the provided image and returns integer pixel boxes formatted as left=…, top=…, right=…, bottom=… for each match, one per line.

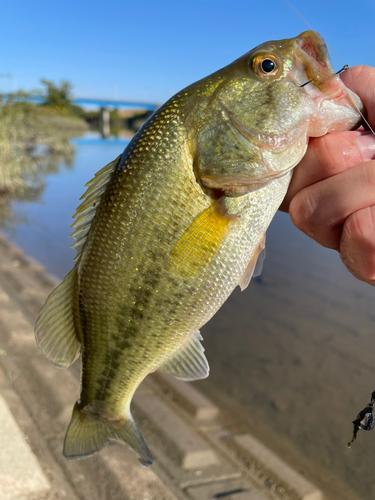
left=239, top=234, right=266, bottom=291
left=35, top=157, right=121, bottom=368
left=35, top=269, right=81, bottom=368
left=158, top=331, right=209, bottom=381
left=70, top=155, right=121, bottom=262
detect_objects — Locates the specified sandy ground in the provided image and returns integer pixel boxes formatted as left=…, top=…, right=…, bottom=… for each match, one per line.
left=195, top=211, right=375, bottom=500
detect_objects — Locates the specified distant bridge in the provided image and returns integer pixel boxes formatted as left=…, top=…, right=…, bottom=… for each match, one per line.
left=71, top=98, right=158, bottom=137
left=4, top=94, right=158, bottom=111
left=4, top=94, right=159, bottom=137
left=72, top=98, right=157, bottom=111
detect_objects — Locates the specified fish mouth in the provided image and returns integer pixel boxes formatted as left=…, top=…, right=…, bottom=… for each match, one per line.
left=294, top=31, right=334, bottom=88
left=200, top=106, right=309, bottom=196
left=222, top=103, right=308, bottom=153
left=287, top=31, right=363, bottom=135
left=197, top=104, right=309, bottom=196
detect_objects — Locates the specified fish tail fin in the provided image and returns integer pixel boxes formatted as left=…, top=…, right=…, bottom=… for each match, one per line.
left=63, top=402, right=153, bottom=466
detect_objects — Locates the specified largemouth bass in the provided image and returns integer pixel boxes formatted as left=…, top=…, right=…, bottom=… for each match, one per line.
left=35, top=31, right=363, bottom=465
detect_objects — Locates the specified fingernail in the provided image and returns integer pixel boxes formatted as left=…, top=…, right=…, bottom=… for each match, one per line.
left=355, top=132, right=375, bottom=160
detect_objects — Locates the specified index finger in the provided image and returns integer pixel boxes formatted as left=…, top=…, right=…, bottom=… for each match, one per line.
left=280, top=66, right=375, bottom=212
left=280, top=129, right=375, bottom=211
left=341, top=65, right=375, bottom=128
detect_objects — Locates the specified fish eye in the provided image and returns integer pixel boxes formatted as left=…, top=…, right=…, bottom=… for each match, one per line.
left=261, top=59, right=275, bottom=73
left=252, top=53, right=280, bottom=78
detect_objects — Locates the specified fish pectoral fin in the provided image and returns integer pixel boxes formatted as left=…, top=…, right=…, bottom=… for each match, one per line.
left=63, top=402, right=153, bottom=466
left=168, top=199, right=236, bottom=278
left=35, top=269, right=81, bottom=368
left=158, top=330, right=209, bottom=381
left=239, top=234, right=266, bottom=291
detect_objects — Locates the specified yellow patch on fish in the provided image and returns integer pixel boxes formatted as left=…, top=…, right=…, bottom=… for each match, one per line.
left=168, top=200, right=236, bottom=278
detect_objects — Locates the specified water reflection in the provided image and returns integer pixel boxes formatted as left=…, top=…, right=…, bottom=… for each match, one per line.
left=0, top=95, right=83, bottom=230
left=4, top=133, right=129, bottom=277
left=71, top=131, right=132, bottom=146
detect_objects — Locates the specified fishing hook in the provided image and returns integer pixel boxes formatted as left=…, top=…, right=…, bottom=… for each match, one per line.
left=300, top=64, right=349, bottom=88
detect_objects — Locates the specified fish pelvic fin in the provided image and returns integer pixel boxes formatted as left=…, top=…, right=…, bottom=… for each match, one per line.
left=238, top=234, right=266, bottom=291
left=63, top=403, right=154, bottom=466
left=35, top=269, right=81, bottom=368
left=158, top=330, right=209, bottom=381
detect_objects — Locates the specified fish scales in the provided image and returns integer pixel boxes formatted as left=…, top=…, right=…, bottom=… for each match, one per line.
left=77, top=82, right=272, bottom=410
left=77, top=93, right=207, bottom=407
left=35, top=31, right=363, bottom=464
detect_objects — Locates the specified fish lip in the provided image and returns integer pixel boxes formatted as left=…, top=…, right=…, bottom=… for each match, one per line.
left=290, top=31, right=355, bottom=102
left=287, top=31, right=364, bottom=132
left=220, top=103, right=308, bottom=153
left=287, top=30, right=337, bottom=91
left=296, top=31, right=333, bottom=70
left=302, top=76, right=353, bottom=105
left=293, top=31, right=334, bottom=86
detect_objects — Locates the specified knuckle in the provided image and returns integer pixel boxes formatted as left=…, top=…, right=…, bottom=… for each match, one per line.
left=361, top=263, right=375, bottom=282
left=313, top=133, right=362, bottom=176
left=289, top=189, right=339, bottom=248
left=341, top=208, right=375, bottom=281
left=363, top=162, right=375, bottom=189
left=289, top=188, right=317, bottom=234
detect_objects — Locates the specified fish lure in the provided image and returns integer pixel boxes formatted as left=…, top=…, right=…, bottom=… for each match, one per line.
left=347, top=390, right=375, bottom=448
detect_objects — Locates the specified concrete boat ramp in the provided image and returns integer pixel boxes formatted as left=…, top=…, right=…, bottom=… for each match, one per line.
left=0, top=234, right=323, bottom=500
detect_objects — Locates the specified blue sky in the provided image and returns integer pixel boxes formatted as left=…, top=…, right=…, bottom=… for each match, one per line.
left=2, top=0, right=374, bottom=104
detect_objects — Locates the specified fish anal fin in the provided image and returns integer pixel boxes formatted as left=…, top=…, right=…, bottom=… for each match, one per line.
left=63, top=402, right=153, bottom=466
left=239, top=234, right=266, bottom=291
left=35, top=269, right=80, bottom=368
left=158, top=330, right=209, bottom=381
left=70, top=155, right=121, bottom=263
left=168, top=199, right=236, bottom=278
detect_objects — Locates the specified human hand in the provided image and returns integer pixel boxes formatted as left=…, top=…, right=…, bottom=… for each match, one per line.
left=280, top=66, right=375, bottom=286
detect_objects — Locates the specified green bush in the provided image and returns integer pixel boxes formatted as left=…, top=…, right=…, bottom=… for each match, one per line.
left=0, top=88, right=86, bottom=227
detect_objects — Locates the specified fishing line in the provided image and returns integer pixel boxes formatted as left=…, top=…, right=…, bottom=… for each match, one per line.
left=300, top=64, right=348, bottom=87
left=281, top=0, right=347, bottom=66
left=332, top=67, right=375, bottom=136
left=281, top=0, right=314, bottom=31
left=282, top=0, right=375, bottom=450
left=282, top=0, right=375, bottom=137
left=348, top=93, right=375, bottom=136
left=335, top=66, right=375, bottom=136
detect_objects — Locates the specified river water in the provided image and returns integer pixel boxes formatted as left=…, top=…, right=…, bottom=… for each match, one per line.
left=4, top=134, right=375, bottom=500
